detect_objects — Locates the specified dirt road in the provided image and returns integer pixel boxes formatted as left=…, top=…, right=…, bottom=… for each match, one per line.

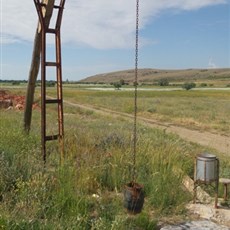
left=64, top=100, right=230, bottom=156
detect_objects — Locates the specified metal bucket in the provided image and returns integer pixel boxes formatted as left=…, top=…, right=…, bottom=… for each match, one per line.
left=123, top=182, right=144, bottom=214
left=195, top=153, right=218, bottom=183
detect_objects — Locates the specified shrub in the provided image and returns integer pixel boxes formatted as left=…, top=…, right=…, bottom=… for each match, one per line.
left=113, top=82, right=122, bottom=90
left=46, top=81, right=56, bottom=87
left=200, top=83, right=207, bottom=87
left=119, top=79, right=126, bottom=85
left=11, top=81, right=20, bottom=85
left=182, top=82, right=196, bottom=90
left=147, top=107, right=157, bottom=113
left=158, top=78, right=169, bottom=86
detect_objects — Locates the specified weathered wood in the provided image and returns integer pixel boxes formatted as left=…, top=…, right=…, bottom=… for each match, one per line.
left=219, top=178, right=230, bottom=201
left=24, top=0, right=55, bottom=133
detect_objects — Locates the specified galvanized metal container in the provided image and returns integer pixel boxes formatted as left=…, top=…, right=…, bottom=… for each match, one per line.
left=195, top=153, right=218, bottom=183
left=194, top=153, right=219, bottom=208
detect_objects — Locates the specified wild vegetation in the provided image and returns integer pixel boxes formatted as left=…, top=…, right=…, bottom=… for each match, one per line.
left=59, top=88, right=230, bottom=136
left=0, top=87, right=230, bottom=229
left=79, top=68, right=230, bottom=86
left=2, top=68, right=229, bottom=89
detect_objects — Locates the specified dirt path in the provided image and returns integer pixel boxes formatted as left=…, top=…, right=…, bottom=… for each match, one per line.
left=64, top=100, right=230, bottom=156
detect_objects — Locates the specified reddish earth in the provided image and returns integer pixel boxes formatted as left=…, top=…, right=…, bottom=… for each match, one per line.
left=0, top=90, right=39, bottom=110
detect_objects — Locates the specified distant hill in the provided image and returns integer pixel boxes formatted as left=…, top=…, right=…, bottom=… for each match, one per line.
left=79, top=68, right=230, bottom=85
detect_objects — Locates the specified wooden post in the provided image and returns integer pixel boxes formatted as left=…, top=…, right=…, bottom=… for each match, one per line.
left=24, top=0, right=55, bottom=133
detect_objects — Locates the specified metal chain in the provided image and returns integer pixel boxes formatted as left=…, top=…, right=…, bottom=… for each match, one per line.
left=133, top=0, right=139, bottom=182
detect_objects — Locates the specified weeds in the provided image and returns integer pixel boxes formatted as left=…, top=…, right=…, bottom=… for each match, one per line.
left=0, top=90, right=230, bottom=229
left=61, top=88, right=230, bottom=135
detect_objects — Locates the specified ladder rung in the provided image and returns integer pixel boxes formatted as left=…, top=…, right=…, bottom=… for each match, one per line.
left=45, top=99, right=62, bottom=104
left=39, top=3, right=47, bottom=7
left=54, top=5, right=62, bottom=9
left=46, top=28, right=56, bottom=34
left=45, top=134, right=59, bottom=141
left=45, top=62, right=58, bottom=67
left=39, top=3, right=62, bottom=9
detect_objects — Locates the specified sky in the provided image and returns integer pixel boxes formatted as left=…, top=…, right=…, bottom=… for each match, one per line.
left=0, top=0, right=229, bottom=81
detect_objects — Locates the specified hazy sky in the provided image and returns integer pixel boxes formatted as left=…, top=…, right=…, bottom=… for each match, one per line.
left=0, top=0, right=229, bottom=81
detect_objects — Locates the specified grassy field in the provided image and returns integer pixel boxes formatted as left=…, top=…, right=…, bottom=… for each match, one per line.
left=58, top=87, right=230, bottom=135
left=80, top=68, right=230, bottom=86
left=0, top=87, right=230, bottom=229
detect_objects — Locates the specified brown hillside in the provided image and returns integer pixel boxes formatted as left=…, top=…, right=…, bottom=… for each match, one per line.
left=79, top=68, right=230, bottom=84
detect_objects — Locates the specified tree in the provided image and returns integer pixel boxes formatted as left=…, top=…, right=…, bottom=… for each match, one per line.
left=46, top=81, right=55, bottom=87
left=120, top=79, right=125, bottom=85
left=158, top=78, right=169, bottom=86
left=24, top=0, right=55, bottom=133
left=113, top=82, right=122, bottom=90
left=182, top=82, right=196, bottom=90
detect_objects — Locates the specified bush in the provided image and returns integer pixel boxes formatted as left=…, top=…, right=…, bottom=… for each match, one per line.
left=11, top=81, right=20, bottom=85
left=200, top=83, right=207, bottom=87
left=113, top=82, right=122, bottom=90
left=119, top=79, right=126, bottom=85
left=158, top=78, right=169, bottom=86
left=147, top=107, right=157, bottom=113
left=46, top=81, right=56, bottom=87
left=182, top=82, right=196, bottom=90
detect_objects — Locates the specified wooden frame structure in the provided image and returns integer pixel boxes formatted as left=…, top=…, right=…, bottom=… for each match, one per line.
left=33, top=0, right=66, bottom=163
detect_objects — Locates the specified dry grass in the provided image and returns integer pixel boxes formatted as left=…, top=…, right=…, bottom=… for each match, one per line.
left=0, top=86, right=229, bottom=228
left=60, top=88, right=230, bottom=135
left=80, top=68, right=230, bottom=86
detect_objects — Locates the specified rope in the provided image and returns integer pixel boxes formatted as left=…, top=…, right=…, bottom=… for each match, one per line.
left=133, top=0, right=139, bottom=182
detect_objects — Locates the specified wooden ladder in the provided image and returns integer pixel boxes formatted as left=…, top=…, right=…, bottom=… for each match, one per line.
left=33, top=0, right=66, bottom=163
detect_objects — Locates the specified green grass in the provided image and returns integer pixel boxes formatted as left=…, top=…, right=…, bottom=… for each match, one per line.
left=20, top=86, right=230, bottom=135
left=0, top=109, right=182, bottom=228
left=0, top=88, right=230, bottom=229
left=58, top=88, right=230, bottom=135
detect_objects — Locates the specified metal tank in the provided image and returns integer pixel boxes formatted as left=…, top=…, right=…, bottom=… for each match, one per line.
left=194, top=152, right=219, bottom=208
left=195, top=153, right=218, bottom=183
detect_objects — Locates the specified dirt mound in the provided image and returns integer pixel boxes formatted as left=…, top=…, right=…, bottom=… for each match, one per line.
left=0, top=90, right=39, bottom=110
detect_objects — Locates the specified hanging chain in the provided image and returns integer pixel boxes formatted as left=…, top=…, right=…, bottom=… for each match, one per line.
left=133, top=0, right=139, bottom=182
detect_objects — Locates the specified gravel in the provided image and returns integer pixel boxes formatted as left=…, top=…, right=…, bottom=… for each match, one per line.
left=160, top=220, right=230, bottom=230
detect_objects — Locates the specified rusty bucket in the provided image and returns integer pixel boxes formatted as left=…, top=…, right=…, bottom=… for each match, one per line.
left=123, top=181, right=144, bottom=214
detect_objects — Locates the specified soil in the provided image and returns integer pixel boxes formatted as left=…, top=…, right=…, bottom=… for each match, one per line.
left=0, top=90, right=39, bottom=110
